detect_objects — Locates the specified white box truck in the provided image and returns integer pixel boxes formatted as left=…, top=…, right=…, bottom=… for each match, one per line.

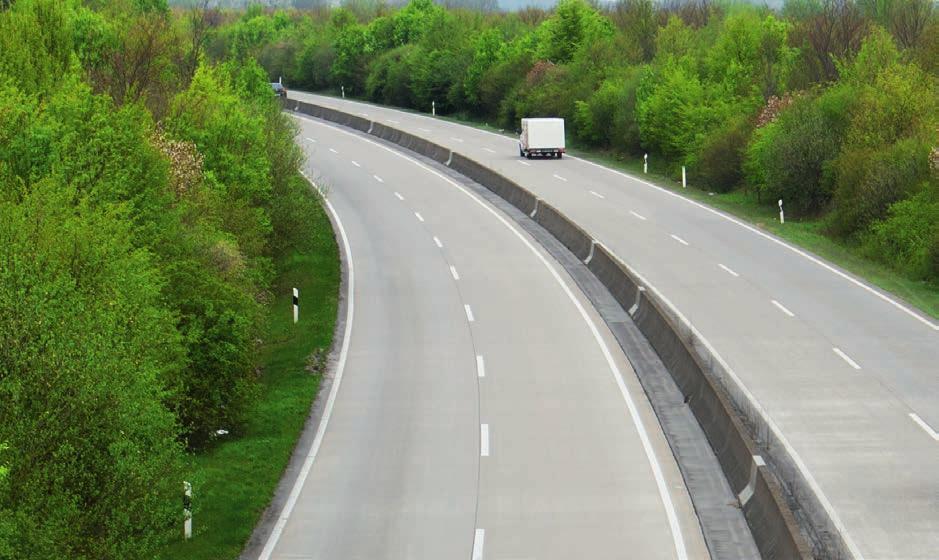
left=519, top=118, right=565, bottom=159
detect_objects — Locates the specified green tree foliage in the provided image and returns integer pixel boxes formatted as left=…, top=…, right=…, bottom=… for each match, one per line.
left=1, top=0, right=324, bottom=554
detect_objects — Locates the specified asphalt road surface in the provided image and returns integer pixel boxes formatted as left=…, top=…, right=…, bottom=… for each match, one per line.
left=258, top=113, right=710, bottom=559
left=286, top=92, right=939, bottom=560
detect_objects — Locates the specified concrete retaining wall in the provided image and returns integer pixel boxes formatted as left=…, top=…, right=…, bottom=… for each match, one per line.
left=289, top=99, right=819, bottom=560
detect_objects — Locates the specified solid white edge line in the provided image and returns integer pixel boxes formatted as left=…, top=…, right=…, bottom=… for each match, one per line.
left=292, top=114, right=690, bottom=559
left=450, top=265, right=460, bottom=280
left=553, top=174, right=568, bottom=182
left=480, top=424, right=490, bottom=457
left=472, top=528, right=485, bottom=560
left=257, top=196, right=355, bottom=560
left=415, top=211, right=425, bottom=222
left=464, top=304, right=475, bottom=322
left=719, top=264, right=739, bottom=277
left=670, top=234, right=689, bottom=246
left=476, top=355, right=485, bottom=378
left=433, top=236, right=443, bottom=248
left=771, top=300, right=795, bottom=318
left=589, top=190, right=605, bottom=199
left=302, top=95, right=937, bottom=332
left=630, top=211, right=647, bottom=221
left=833, top=347, right=861, bottom=370
left=908, top=413, right=939, bottom=441
left=394, top=192, right=404, bottom=201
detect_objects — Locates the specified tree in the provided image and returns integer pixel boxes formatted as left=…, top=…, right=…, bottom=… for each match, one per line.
left=538, top=0, right=613, bottom=64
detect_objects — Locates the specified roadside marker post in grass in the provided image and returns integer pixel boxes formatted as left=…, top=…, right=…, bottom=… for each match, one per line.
left=341, top=85, right=345, bottom=99
left=432, top=100, right=436, bottom=116
left=643, top=153, right=648, bottom=174
left=682, top=166, right=687, bottom=188
left=183, top=481, right=192, bottom=540
left=293, top=288, right=299, bottom=324
left=779, top=199, right=785, bottom=224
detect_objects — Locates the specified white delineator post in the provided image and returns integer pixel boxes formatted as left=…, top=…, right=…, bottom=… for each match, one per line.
left=183, top=481, right=192, bottom=540
left=341, top=85, right=345, bottom=99
left=432, top=100, right=436, bottom=116
left=643, top=153, right=648, bottom=174
left=293, top=288, right=299, bottom=324
left=682, top=166, right=687, bottom=188
left=778, top=199, right=785, bottom=224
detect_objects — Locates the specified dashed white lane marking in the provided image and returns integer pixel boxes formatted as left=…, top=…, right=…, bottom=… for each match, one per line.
left=480, top=424, right=489, bottom=456
left=483, top=147, right=496, bottom=153
left=433, top=236, right=443, bottom=248
left=909, top=413, right=939, bottom=440
left=833, top=348, right=861, bottom=370
left=670, top=234, right=689, bottom=246
left=373, top=174, right=383, bottom=183
left=304, top=137, right=316, bottom=143
left=476, top=355, right=485, bottom=378
left=630, top=211, right=647, bottom=221
left=771, top=300, right=796, bottom=317
left=464, top=304, right=475, bottom=322
left=472, top=528, right=485, bottom=560
left=415, top=212, right=425, bottom=222
left=351, top=160, right=360, bottom=167
left=394, top=192, right=404, bottom=201
left=553, top=174, right=568, bottom=182
left=386, top=119, right=400, bottom=124
left=719, top=264, right=739, bottom=277
left=257, top=197, right=355, bottom=560
left=517, top=160, right=531, bottom=166
left=450, top=265, right=460, bottom=280
left=449, top=136, right=464, bottom=143
left=292, top=115, right=689, bottom=559
left=589, top=190, right=605, bottom=199
left=358, top=112, right=368, bottom=117
left=328, top=148, right=338, bottom=154
left=419, top=127, right=431, bottom=133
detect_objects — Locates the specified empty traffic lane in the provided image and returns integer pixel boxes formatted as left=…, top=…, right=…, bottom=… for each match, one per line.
left=259, top=114, right=708, bottom=559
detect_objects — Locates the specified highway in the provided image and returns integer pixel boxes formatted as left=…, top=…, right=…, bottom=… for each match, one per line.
left=257, top=113, right=710, bottom=558
left=287, top=92, right=939, bottom=560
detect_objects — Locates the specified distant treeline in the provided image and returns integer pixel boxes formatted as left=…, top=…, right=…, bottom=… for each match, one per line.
left=0, top=0, right=324, bottom=557
left=216, top=0, right=937, bottom=280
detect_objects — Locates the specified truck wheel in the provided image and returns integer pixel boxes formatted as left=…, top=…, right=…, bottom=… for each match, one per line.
left=557, top=152, right=563, bottom=159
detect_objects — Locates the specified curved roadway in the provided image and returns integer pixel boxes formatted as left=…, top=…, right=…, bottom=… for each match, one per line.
left=258, top=113, right=709, bottom=558
left=286, top=92, right=939, bottom=560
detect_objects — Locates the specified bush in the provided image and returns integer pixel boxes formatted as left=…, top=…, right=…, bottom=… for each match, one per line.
left=0, top=185, right=184, bottom=560
left=864, top=185, right=939, bottom=280
left=572, top=69, right=643, bottom=152
left=829, top=138, right=932, bottom=237
left=693, top=115, right=752, bottom=192
left=743, top=87, right=853, bottom=213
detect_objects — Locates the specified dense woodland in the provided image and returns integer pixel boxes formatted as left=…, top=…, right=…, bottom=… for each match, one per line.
left=0, top=0, right=325, bottom=557
left=226, top=0, right=938, bottom=281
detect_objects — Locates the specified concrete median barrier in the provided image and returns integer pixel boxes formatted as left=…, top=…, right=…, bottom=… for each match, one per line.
left=531, top=201, right=593, bottom=262
left=449, top=153, right=536, bottom=216
left=288, top=98, right=822, bottom=559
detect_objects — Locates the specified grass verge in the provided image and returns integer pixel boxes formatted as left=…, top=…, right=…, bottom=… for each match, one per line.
left=160, top=188, right=340, bottom=560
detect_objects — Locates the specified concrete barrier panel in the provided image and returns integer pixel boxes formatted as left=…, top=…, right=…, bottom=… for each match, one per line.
left=450, top=153, right=536, bottom=215
left=587, top=245, right=639, bottom=311
left=533, top=202, right=593, bottom=261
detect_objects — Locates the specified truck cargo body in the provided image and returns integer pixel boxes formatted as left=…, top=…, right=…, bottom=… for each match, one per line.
left=519, top=118, right=565, bottom=159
